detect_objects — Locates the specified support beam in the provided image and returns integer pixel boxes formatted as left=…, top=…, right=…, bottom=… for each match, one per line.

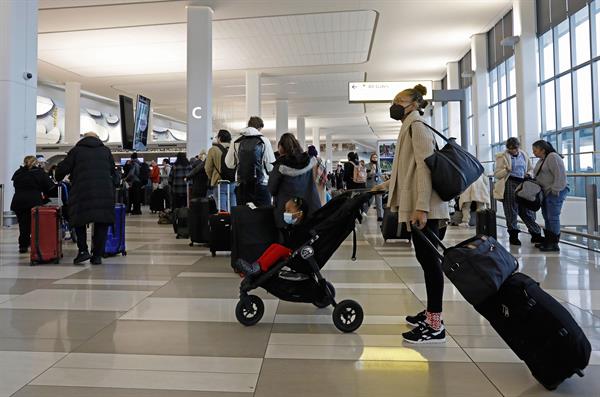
left=471, top=33, right=491, bottom=163
left=296, top=116, right=306, bottom=149
left=64, top=81, right=81, bottom=144
left=431, top=80, right=443, bottom=132
left=246, top=70, right=261, bottom=119
left=325, top=134, right=333, bottom=173
left=186, top=5, right=213, bottom=157
left=312, top=127, right=320, bottom=153
left=275, top=99, right=288, bottom=142
left=446, top=61, right=461, bottom=144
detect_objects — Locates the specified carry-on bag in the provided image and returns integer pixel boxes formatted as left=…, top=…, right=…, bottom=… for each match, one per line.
left=150, top=188, right=167, bottom=213
left=173, top=182, right=192, bottom=239
left=475, top=272, right=591, bottom=390
left=476, top=209, right=497, bottom=239
left=230, top=205, right=279, bottom=268
left=30, top=204, right=63, bottom=266
left=381, top=207, right=411, bottom=242
left=104, top=203, right=127, bottom=257
left=209, top=180, right=233, bottom=256
left=410, top=121, right=484, bottom=201
left=189, top=196, right=217, bottom=246
left=412, top=228, right=518, bottom=306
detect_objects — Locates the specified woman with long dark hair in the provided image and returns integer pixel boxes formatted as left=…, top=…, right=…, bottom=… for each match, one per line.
left=168, top=152, right=192, bottom=209
left=268, top=133, right=321, bottom=228
left=532, top=140, right=568, bottom=252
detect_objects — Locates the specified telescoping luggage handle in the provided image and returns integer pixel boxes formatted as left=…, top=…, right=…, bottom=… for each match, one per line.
left=411, top=226, right=447, bottom=262
left=216, top=180, right=231, bottom=212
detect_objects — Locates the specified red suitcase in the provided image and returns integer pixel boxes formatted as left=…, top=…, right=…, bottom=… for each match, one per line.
left=30, top=206, right=63, bottom=265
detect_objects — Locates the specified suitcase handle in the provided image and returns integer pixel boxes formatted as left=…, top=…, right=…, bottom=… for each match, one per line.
left=411, top=226, right=446, bottom=261
left=216, top=180, right=231, bottom=212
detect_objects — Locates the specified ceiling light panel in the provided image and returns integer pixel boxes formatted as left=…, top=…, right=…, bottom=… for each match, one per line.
left=37, top=10, right=376, bottom=77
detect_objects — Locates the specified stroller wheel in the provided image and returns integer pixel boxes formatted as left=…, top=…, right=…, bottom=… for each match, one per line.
left=313, top=282, right=336, bottom=308
left=332, top=300, right=363, bottom=333
left=235, top=295, right=264, bottom=326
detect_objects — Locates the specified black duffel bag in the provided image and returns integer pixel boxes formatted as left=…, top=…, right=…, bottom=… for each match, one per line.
left=411, top=121, right=484, bottom=201
left=413, top=228, right=518, bottom=306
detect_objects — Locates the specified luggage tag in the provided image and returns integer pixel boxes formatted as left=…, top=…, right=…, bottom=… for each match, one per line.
left=247, top=202, right=257, bottom=210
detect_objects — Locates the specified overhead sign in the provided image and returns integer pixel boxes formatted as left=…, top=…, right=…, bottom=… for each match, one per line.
left=348, top=81, right=433, bottom=103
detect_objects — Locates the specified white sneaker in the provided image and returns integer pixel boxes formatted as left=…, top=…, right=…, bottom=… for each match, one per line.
left=459, top=222, right=470, bottom=228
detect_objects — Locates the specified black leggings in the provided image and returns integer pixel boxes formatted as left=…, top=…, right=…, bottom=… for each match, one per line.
left=411, top=219, right=444, bottom=313
left=75, top=223, right=110, bottom=257
left=15, top=209, right=32, bottom=249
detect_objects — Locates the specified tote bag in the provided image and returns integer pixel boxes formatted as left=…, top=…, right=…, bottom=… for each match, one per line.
left=411, top=121, right=484, bottom=201
left=515, top=157, right=546, bottom=211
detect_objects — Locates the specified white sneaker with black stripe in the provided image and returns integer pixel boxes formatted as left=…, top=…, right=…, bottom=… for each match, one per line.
left=402, top=323, right=446, bottom=344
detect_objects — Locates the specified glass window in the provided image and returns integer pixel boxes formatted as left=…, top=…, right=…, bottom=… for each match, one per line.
left=507, top=57, right=516, bottom=96
left=490, top=68, right=498, bottom=104
left=498, top=62, right=507, bottom=101
left=556, top=19, right=571, bottom=74
left=593, top=1, right=600, bottom=57
left=542, top=81, right=556, bottom=132
left=558, top=130, right=575, bottom=172
left=491, top=106, right=499, bottom=143
left=541, top=30, right=554, bottom=80
left=576, top=128, right=594, bottom=171
left=573, top=7, right=591, bottom=66
left=499, top=102, right=507, bottom=141
left=509, top=98, right=518, bottom=137
left=558, top=74, right=573, bottom=128
left=575, top=65, right=593, bottom=124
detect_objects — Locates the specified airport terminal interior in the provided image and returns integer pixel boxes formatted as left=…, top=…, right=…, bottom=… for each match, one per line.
left=1, top=0, right=600, bottom=396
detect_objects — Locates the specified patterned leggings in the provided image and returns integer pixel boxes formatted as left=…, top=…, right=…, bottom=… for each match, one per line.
left=502, top=178, right=541, bottom=234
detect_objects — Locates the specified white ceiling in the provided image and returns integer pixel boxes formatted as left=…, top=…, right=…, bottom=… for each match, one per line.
left=37, top=0, right=513, bottom=145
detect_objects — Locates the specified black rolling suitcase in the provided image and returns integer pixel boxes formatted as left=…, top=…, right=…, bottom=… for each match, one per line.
left=150, top=188, right=167, bottom=213
left=189, top=197, right=217, bottom=246
left=476, top=208, right=497, bottom=239
left=209, top=181, right=232, bottom=256
left=230, top=205, right=279, bottom=269
left=173, top=183, right=191, bottom=239
left=476, top=272, right=591, bottom=390
left=381, top=208, right=411, bottom=242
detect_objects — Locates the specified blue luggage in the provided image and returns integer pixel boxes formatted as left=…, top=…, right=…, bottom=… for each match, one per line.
left=104, top=203, right=127, bottom=257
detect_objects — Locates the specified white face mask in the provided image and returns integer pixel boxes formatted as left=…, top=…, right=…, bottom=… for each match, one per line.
left=283, top=211, right=300, bottom=225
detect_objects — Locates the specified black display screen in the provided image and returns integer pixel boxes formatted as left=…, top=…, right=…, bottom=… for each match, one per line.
left=119, top=95, right=135, bottom=150
left=133, top=95, right=151, bottom=151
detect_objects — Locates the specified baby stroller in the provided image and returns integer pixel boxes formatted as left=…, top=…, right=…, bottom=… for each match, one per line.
left=235, top=190, right=376, bottom=333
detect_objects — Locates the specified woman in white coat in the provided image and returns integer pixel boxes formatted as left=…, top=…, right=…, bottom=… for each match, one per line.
left=458, top=174, right=490, bottom=227
left=373, top=84, right=448, bottom=344
left=494, top=137, right=543, bottom=245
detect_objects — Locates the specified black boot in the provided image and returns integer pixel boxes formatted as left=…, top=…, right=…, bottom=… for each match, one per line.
left=539, top=231, right=560, bottom=252
left=530, top=232, right=544, bottom=244
left=73, top=250, right=91, bottom=265
left=234, top=259, right=260, bottom=276
left=508, top=230, right=521, bottom=246
left=535, top=229, right=548, bottom=248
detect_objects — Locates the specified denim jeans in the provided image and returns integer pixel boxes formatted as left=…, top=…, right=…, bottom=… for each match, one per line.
left=541, top=187, right=568, bottom=235
left=210, top=183, right=237, bottom=211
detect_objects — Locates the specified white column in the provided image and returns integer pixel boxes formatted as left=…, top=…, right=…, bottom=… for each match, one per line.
left=0, top=0, right=38, bottom=222
left=446, top=61, right=461, bottom=143
left=514, top=0, right=539, bottom=152
left=275, top=99, right=288, bottom=142
left=312, top=127, right=320, bottom=152
left=471, top=33, right=491, bottom=163
left=186, top=5, right=213, bottom=157
left=64, top=81, right=81, bottom=144
left=296, top=116, right=306, bottom=149
left=246, top=70, right=261, bottom=119
left=325, top=134, right=333, bottom=173
left=431, top=80, right=443, bottom=132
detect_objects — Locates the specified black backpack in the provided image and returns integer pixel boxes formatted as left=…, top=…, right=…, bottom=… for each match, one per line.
left=236, top=135, right=265, bottom=184
left=215, top=144, right=236, bottom=182
left=139, top=162, right=150, bottom=185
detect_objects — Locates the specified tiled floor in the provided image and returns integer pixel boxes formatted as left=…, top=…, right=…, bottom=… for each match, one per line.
left=0, top=209, right=599, bottom=396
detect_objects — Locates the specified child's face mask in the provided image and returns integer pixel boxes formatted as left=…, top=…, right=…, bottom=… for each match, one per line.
left=283, top=211, right=301, bottom=225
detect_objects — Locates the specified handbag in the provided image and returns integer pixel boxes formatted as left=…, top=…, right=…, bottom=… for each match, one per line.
left=410, top=121, right=484, bottom=201
left=515, top=157, right=546, bottom=211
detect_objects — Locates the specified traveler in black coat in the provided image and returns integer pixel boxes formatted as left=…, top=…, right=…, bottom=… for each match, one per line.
left=55, top=132, right=117, bottom=265
left=268, top=133, right=321, bottom=228
left=10, top=156, right=55, bottom=253
left=343, top=152, right=358, bottom=190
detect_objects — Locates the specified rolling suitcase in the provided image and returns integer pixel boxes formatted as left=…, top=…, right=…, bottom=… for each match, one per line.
left=230, top=205, right=279, bottom=269
left=381, top=207, right=411, bottom=242
left=150, top=188, right=166, bottom=213
left=174, top=183, right=191, bottom=239
left=30, top=204, right=63, bottom=266
left=189, top=197, right=217, bottom=246
left=475, top=272, right=591, bottom=390
left=476, top=208, right=497, bottom=239
left=209, top=181, right=232, bottom=256
left=104, top=203, right=127, bottom=257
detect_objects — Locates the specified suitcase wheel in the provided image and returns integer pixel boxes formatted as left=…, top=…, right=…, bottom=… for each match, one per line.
left=122, top=251, right=127, bottom=256
left=53, top=259, right=59, bottom=264
left=176, top=235, right=180, bottom=239
left=189, top=242, right=194, bottom=247
left=576, top=370, right=585, bottom=378
left=30, top=261, right=36, bottom=266
left=211, top=251, right=216, bottom=257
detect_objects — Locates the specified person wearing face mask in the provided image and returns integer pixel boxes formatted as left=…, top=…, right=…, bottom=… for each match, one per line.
left=366, top=153, right=384, bottom=221
left=372, top=84, right=448, bottom=344
left=493, top=137, right=543, bottom=246
left=268, top=133, right=321, bottom=228
left=233, top=197, right=311, bottom=276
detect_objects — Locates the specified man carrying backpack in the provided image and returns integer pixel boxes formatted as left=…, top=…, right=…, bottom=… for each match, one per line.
left=126, top=152, right=144, bottom=215
left=206, top=129, right=237, bottom=210
left=225, top=117, right=276, bottom=206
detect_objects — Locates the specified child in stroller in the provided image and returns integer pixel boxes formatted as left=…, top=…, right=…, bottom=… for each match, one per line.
left=233, top=197, right=311, bottom=279
left=234, top=190, right=376, bottom=333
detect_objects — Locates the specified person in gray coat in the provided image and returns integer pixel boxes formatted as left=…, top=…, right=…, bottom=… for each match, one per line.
left=268, top=133, right=321, bottom=228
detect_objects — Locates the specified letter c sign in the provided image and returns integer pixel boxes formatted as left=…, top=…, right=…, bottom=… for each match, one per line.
left=192, top=106, right=203, bottom=119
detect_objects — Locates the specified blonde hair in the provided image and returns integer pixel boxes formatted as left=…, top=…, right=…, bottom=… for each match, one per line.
left=393, top=84, right=429, bottom=110
left=23, top=155, right=38, bottom=169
